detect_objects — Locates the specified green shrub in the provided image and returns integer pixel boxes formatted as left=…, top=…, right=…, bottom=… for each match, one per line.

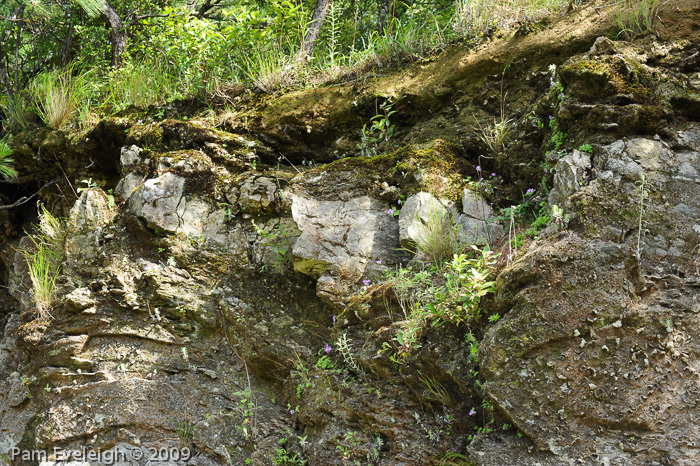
left=388, top=246, right=497, bottom=354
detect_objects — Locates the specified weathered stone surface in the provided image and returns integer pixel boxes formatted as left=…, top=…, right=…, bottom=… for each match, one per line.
left=481, top=234, right=700, bottom=464
left=120, top=145, right=142, bottom=172
left=548, top=149, right=591, bottom=206
left=127, top=171, right=185, bottom=233
left=238, top=176, right=278, bottom=213
left=291, top=193, right=400, bottom=305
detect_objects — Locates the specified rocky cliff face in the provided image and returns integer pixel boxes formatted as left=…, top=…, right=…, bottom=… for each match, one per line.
left=2, top=1, right=700, bottom=465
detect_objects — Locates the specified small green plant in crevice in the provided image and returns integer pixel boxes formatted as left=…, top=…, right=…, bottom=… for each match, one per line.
left=550, top=204, right=569, bottom=231
left=173, top=417, right=197, bottom=445
left=467, top=399, right=496, bottom=441
left=358, top=100, right=396, bottom=157
left=273, top=438, right=307, bottom=465
left=0, top=137, right=18, bottom=181
left=411, top=202, right=465, bottom=266
left=233, top=387, right=257, bottom=442
left=336, top=431, right=364, bottom=463
left=578, top=143, right=593, bottom=153
left=252, top=219, right=294, bottom=271
left=20, top=205, right=68, bottom=321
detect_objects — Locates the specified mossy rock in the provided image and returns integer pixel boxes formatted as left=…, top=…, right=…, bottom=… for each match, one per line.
left=297, top=139, right=469, bottom=203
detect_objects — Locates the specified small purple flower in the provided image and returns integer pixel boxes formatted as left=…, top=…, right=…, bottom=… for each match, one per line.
left=290, top=409, right=295, bottom=415
left=491, top=172, right=496, bottom=177
left=397, top=199, right=402, bottom=205
left=325, top=344, right=332, bottom=354
left=387, top=208, right=395, bottom=215
left=332, top=314, right=337, bottom=323
left=476, top=165, right=481, bottom=172
left=558, top=93, right=565, bottom=99
left=479, top=177, right=484, bottom=182
left=526, top=188, right=534, bottom=195
left=469, top=409, right=476, bottom=416
left=376, top=260, right=382, bottom=264
left=548, top=115, right=554, bottom=120
left=363, top=279, right=371, bottom=286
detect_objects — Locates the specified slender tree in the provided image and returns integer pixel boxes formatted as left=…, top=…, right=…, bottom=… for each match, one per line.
left=298, top=0, right=331, bottom=63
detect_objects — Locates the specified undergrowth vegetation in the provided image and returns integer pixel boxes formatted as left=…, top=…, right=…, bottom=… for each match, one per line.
left=0, top=0, right=579, bottom=131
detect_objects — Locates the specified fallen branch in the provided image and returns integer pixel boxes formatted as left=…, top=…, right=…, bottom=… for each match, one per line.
left=0, top=177, right=60, bottom=210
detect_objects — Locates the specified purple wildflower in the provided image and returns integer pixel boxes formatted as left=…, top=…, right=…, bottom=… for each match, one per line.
left=479, top=177, right=484, bottom=182
left=387, top=208, right=395, bottom=215
left=325, top=344, right=332, bottom=354
left=526, top=188, right=534, bottom=195
left=491, top=172, right=496, bottom=177
left=476, top=165, right=482, bottom=172
left=332, top=314, right=337, bottom=323
left=398, top=199, right=402, bottom=205
left=469, top=409, right=476, bottom=416
left=290, top=409, right=295, bottom=415
left=363, top=279, right=371, bottom=286
left=376, top=260, right=382, bottom=264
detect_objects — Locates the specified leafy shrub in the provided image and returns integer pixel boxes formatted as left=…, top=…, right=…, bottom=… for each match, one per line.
left=388, top=247, right=497, bottom=354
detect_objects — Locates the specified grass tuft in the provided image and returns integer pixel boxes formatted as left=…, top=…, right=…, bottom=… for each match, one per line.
left=20, top=205, right=67, bottom=321
left=0, top=136, right=18, bottom=180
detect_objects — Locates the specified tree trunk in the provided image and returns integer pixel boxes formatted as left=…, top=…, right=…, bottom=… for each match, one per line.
left=61, top=19, right=75, bottom=66
left=102, top=2, right=126, bottom=68
left=298, top=0, right=331, bottom=63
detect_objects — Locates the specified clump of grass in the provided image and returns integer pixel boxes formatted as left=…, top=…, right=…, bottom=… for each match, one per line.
left=413, top=203, right=464, bottom=266
left=20, top=204, right=67, bottom=321
left=616, top=0, right=661, bottom=37
left=453, top=0, right=569, bottom=41
left=105, top=61, right=180, bottom=112
left=1, top=94, right=33, bottom=131
left=0, top=136, right=18, bottom=180
left=30, top=68, right=92, bottom=129
left=245, top=46, right=296, bottom=93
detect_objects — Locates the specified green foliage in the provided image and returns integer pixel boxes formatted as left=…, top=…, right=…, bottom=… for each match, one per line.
left=0, top=136, right=18, bottom=180
left=616, top=0, right=660, bottom=37
left=388, top=247, right=497, bottom=354
left=20, top=205, right=67, bottom=321
left=578, top=143, right=593, bottom=153
left=30, top=68, right=93, bottom=129
left=233, top=387, right=256, bottom=442
left=359, top=100, right=396, bottom=156
left=547, top=116, right=567, bottom=150
left=273, top=443, right=306, bottom=466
